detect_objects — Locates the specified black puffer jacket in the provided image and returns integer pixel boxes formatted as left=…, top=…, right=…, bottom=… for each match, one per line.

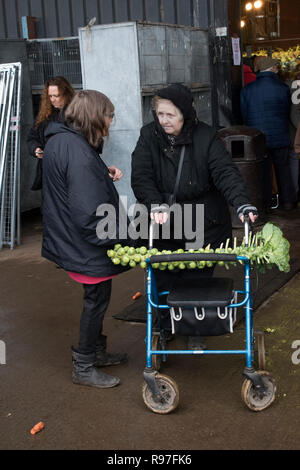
left=131, top=120, right=250, bottom=248
left=42, top=121, right=130, bottom=276
left=27, top=108, right=65, bottom=157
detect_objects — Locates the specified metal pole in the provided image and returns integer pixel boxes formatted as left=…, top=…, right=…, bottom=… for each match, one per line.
left=10, top=64, right=22, bottom=249
left=0, top=68, right=16, bottom=198
left=16, top=64, right=22, bottom=246
left=0, top=70, right=10, bottom=152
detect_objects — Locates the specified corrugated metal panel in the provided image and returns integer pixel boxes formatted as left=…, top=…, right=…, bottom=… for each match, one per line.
left=0, top=1, right=7, bottom=39
left=0, top=0, right=208, bottom=39
left=161, top=0, right=176, bottom=24
left=99, top=0, right=115, bottom=24
left=43, top=0, right=59, bottom=37
left=85, top=0, right=100, bottom=26
left=129, top=0, right=144, bottom=21
left=176, top=0, right=193, bottom=25
left=30, top=0, right=46, bottom=38
left=144, top=0, right=161, bottom=22
left=3, top=0, right=19, bottom=38
left=71, top=0, right=86, bottom=36
left=57, top=0, right=73, bottom=37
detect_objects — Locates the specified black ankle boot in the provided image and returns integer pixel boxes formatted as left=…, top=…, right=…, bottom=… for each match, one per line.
left=94, top=335, right=128, bottom=367
left=71, top=348, right=120, bottom=388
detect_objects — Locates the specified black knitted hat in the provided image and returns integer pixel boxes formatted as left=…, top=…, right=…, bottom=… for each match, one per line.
left=155, top=83, right=196, bottom=121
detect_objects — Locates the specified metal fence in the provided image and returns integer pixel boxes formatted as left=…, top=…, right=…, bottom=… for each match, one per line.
left=0, top=62, right=22, bottom=250
left=26, top=38, right=82, bottom=90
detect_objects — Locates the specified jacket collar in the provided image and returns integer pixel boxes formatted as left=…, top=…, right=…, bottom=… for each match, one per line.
left=256, top=71, right=279, bottom=80
left=45, top=122, right=104, bottom=154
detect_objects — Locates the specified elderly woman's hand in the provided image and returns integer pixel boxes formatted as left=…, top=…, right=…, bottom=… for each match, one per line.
left=239, top=212, right=258, bottom=223
left=150, top=211, right=169, bottom=225
left=237, top=204, right=258, bottom=223
left=108, top=165, right=123, bottom=182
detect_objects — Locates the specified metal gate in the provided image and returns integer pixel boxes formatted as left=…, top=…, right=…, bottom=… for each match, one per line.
left=0, top=62, right=22, bottom=249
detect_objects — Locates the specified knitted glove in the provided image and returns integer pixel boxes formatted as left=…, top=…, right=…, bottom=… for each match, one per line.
left=237, top=204, right=258, bottom=219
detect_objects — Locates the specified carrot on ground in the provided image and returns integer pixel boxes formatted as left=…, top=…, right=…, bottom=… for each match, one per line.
left=132, top=291, right=141, bottom=300
left=30, top=421, right=45, bottom=435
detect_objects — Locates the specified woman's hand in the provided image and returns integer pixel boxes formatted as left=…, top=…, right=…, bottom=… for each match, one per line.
left=108, top=165, right=123, bottom=182
left=35, top=147, right=44, bottom=159
left=150, top=211, right=169, bottom=225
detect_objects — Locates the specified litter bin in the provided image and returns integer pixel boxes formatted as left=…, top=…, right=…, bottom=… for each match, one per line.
left=218, top=125, right=266, bottom=228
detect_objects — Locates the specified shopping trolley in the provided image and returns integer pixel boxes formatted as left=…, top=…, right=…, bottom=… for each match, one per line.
left=142, top=218, right=276, bottom=414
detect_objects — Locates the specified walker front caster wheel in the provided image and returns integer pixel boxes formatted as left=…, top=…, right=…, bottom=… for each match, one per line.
left=241, top=370, right=276, bottom=411
left=142, top=373, right=179, bottom=414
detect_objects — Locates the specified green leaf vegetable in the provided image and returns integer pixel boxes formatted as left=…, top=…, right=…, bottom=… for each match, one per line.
left=107, top=223, right=290, bottom=273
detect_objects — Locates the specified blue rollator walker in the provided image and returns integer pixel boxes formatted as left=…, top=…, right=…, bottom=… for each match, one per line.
left=142, top=218, right=276, bottom=414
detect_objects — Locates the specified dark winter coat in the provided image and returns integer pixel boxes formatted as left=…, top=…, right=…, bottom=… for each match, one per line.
left=42, top=121, right=130, bottom=277
left=295, top=122, right=300, bottom=155
left=27, top=108, right=66, bottom=190
left=131, top=120, right=251, bottom=249
left=240, top=71, right=291, bottom=149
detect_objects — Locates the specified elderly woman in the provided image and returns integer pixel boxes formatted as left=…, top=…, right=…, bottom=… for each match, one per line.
left=131, top=83, right=257, bottom=349
left=42, top=90, right=129, bottom=389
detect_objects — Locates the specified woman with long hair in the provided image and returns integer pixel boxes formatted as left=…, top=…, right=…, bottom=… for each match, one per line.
left=42, top=90, right=129, bottom=389
left=27, top=76, right=75, bottom=190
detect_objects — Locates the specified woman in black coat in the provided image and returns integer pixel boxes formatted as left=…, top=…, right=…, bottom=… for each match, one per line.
left=27, top=76, right=75, bottom=190
left=42, top=90, right=129, bottom=389
left=131, top=84, right=258, bottom=349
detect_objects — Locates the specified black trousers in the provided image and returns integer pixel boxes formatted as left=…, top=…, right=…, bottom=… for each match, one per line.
left=77, top=280, right=112, bottom=355
left=264, top=146, right=293, bottom=207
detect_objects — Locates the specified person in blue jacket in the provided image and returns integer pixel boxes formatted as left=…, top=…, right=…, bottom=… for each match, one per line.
left=240, top=56, right=293, bottom=210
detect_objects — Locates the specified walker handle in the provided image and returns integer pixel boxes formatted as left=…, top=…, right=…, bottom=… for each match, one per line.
left=244, top=215, right=250, bottom=247
left=148, top=252, right=238, bottom=264
left=148, top=219, right=156, bottom=250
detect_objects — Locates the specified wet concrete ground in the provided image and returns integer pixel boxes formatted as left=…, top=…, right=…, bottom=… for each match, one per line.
left=0, top=208, right=300, bottom=451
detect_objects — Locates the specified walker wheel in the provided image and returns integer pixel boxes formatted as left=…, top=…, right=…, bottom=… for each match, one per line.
left=256, top=331, right=266, bottom=370
left=151, top=335, right=162, bottom=371
left=241, top=370, right=276, bottom=411
left=142, top=374, right=179, bottom=414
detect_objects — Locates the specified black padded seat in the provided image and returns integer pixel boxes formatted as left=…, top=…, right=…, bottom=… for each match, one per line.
left=167, top=277, right=234, bottom=308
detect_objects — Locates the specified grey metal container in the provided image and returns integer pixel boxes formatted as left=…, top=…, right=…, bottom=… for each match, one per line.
left=79, top=21, right=212, bottom=210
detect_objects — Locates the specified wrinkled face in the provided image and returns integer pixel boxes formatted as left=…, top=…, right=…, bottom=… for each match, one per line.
left=48, top=85, right=65, bottom=109
left=156, top=99, right=184, bottom=136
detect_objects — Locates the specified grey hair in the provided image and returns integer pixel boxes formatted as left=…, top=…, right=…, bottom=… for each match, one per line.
left=151, top=95, right=183, bottom=120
